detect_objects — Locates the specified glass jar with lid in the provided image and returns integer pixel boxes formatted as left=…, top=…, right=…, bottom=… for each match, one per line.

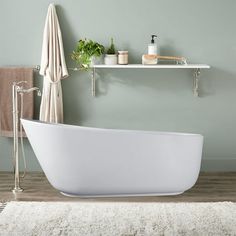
left=118, top=51, right=128, bottom=65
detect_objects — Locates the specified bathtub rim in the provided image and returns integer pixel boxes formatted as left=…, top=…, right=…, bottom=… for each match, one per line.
left=21, top=118, right=203, bottom=138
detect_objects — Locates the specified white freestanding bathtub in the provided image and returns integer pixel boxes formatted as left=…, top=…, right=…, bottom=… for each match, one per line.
left=21, top=119, right=203, bottom=197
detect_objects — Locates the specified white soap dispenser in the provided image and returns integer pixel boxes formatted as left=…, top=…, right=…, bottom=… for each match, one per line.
left=148, top=35, right=157, bottom=55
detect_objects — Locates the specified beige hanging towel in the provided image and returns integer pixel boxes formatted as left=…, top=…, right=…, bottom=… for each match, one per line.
left=0, top=68, right=34, bottom=137
left=39, top=3, right=69, bottom=123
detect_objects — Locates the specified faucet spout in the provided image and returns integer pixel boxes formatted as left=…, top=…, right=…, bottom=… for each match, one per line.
left=17, top=87, right=41, bottom=96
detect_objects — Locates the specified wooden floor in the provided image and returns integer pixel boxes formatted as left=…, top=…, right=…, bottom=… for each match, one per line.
left=0, top=172, right=236, bottom=203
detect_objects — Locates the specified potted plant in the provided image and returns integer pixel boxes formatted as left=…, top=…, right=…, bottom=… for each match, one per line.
left=71, top=39, right=105, bottom=70
left=104, top=38, right=117, bottom=65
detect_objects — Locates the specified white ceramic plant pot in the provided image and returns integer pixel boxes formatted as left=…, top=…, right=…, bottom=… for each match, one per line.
left=104, top=54, right=118, bottom=65
left=90, top=55, right=104, bottom=67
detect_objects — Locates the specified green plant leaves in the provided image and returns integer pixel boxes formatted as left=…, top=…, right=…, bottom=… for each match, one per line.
left=71, top=39, right=105, bottom=70
left=107, top=37, right=116, bottom=54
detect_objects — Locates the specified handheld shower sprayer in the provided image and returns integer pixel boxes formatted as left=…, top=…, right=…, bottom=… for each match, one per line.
left=12, top=81, right=41, bottom=193
left=18, top=87, right=41, bottom=96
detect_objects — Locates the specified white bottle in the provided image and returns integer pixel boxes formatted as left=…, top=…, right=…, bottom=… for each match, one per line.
left=148, top=35, right=157, bottom=55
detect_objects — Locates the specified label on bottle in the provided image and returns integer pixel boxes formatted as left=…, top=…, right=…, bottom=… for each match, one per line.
left=148, top=44, right=157, bottom=55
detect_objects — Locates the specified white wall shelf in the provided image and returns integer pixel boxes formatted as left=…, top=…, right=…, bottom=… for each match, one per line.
left=70, top=64, right=210, bottom=97
left=93, top=64, right=210, bottom=69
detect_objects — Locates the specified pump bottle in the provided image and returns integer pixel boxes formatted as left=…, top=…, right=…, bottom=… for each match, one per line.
left=148, top=35, right=157, bottom=55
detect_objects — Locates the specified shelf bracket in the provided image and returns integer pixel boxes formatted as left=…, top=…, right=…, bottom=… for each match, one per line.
left=193, top=68, right=201, bottom=97
left=91, top=67, right=96, bottom=97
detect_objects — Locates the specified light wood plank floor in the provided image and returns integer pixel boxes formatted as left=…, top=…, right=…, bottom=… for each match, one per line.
left=0, top=172, right=236, bottom=203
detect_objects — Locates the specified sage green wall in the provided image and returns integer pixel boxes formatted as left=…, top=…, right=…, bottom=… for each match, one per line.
left=0, top=0, right=236, bottom=171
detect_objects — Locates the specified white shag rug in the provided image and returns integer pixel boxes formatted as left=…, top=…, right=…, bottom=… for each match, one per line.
left=0, top=201, right=236, bottom=236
